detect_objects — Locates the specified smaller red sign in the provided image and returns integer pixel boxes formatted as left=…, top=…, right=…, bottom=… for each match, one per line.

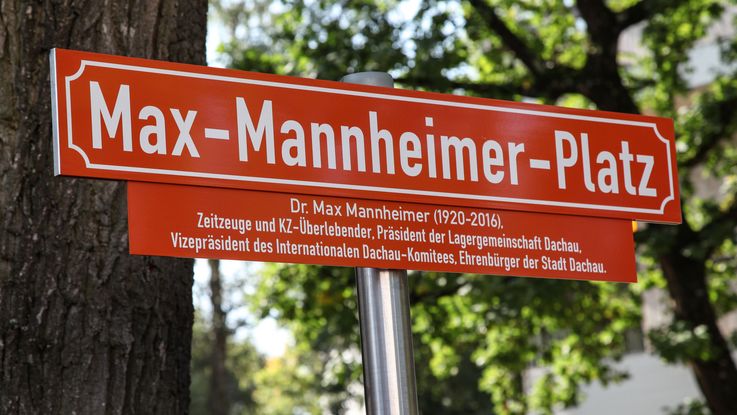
left=128, top=182, right=637, bottom=282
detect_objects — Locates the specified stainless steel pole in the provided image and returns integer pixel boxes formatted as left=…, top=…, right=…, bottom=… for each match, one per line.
left=354, top=268, right=419, bottom=415
left=341, top=72, right=419, bottom=415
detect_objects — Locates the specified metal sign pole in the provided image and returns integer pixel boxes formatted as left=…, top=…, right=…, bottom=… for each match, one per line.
left=341, top=72, right=420, bottom=415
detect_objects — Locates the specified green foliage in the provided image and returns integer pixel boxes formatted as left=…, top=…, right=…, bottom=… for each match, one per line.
left=251, top=263, right=362, bottom=412
left=648, top=321, right=717, bottom=363
left=211, top=0, right=737, bottom=412
left=252, top=349, right=326, bottom=414
left=639, top=0, right=724, bottom=115
left=412, top=274, right=638, bottom=414
left=664, top=398, right=712, bottom=415
left=247, top=263, right=640, bottom=414
left=191, top=308, right=332, bottom=414
left=214, top=0, right=410, bottom=79
left=707, top=239, right=737, bottom=316
left=190, top=313, right=213, bottom=414
left=190, top=312, right=263, bottom=415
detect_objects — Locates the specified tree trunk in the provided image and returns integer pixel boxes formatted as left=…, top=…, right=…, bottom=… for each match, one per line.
left=207, top=259, right=231, bottom=415
left=0, top=1, right=206, bottom=413
left=589, top=54, right=737, bottom=412
left=660, top=252, right=737, bottom=415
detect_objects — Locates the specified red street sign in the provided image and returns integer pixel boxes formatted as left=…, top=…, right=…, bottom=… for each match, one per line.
left=128, top=182, right=637, bottom=283
left=52, top=48, right=680, bottom=223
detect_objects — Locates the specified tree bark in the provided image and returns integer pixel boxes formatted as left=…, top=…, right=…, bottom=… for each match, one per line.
left=566, top=4, right=737, bottom=407
left=207, top=259, right=231, bottom=415
left=660, top=251, right=737, bottom=415
left=0, top=1, right=206, bottom=413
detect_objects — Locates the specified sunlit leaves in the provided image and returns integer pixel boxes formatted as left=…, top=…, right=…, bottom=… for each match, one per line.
left=664, top=398, right=712, bottom=415
left=638, top=0, right=726, bottom=114
left=649, top=321, right=717, bottom=363
left=707, top=239, right=737, bottom=316
left=212, top=0, right=737, bottom=412
left=408, top=274, right=640, bottom=413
